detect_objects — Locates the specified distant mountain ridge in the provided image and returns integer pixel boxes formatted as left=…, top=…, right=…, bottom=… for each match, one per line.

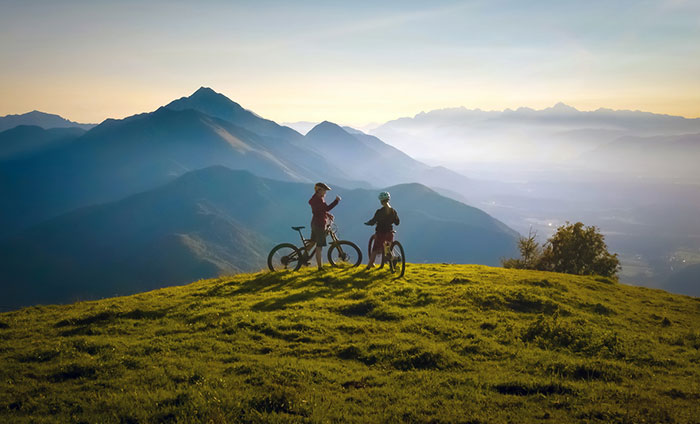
left=385, top=103, right=700, bottom=131
left=0, top=125, right=85, bottom=159
left=0, top=166, right=518, bottom=310
left=0, top=88, right=476, bottom=238
left=0, top=111, right=95, bottom=132
left=303, top=120, right=474, bottom=190
left=371, top=103, right=700, bottom=169
left=0, top=103, right=361, bottom=239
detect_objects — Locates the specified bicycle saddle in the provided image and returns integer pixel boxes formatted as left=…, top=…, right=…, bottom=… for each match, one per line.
left=291, top=226, right=305, bottom=231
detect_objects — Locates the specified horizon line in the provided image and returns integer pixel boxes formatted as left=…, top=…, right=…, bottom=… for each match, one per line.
left=4, top=98, right=700, bottom=128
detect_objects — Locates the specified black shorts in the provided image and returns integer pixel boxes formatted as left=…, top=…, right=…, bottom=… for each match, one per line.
left=310, top=225, right=327, bottom=247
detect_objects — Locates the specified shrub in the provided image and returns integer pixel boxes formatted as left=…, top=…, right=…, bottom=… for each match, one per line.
left=501, top=229, right=541, bottom=270
left=503, top=222, right=620, bottom=278
left=539, top=222, right=620, bottom=278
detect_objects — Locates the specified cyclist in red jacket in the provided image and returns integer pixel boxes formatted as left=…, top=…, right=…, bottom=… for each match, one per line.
left=309, top=182, right=341, bottom=270
left=364, top=191, right=400, bottom=269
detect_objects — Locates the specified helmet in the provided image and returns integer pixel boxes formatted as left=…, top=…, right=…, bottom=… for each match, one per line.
left=315, top=182, right=331, bottom=191
left=378, top=191, right=391, bottom=202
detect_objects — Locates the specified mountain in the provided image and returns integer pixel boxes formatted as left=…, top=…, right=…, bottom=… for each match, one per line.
left=0, top=104, right=360, bottom=239
left=1, top=87, right=479, bottom=240
left=0, top=110, right=95, bottom=132
left=1, top=265, right=698, bottom=422
left=0, top=125, right=85, bottom=159
left=304, top=121, right=473, bottom=190
left=167, top=88, right=479, bottom=192
left=165, top=88, right=362, bottom=188
left=0, top=166, right=518, bottom=310
left=165, top=87, right=302, bottom=141
left=371, top=104, right=700, bottom=167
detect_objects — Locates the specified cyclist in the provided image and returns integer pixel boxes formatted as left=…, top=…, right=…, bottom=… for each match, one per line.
left=308, top=182, right=341, bottom=270
left=364, top=191, right=400, bottom=269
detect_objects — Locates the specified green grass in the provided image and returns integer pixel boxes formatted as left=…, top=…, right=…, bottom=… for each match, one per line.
left=1, top=264, right=699, bottom=423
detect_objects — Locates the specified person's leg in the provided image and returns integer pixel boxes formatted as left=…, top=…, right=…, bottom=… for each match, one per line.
left=303, top=241, right=315, bottom=265
left=315, top=246, right=323, bottom=269
left=367, top=250, right=378, bottom=268
left=367, top=233, right=383, bottom=268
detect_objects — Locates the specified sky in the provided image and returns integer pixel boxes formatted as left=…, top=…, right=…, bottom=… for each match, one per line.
left=1, top=0, right=699, bottom=125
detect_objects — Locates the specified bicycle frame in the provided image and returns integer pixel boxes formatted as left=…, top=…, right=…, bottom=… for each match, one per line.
left=268, top=218, right=363, bottom=271
left=293, top=220, right=344, bottom=260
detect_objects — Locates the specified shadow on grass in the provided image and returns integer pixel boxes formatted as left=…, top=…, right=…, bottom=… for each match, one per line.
left=214, top=268, right=385, bottom=311
left=54, top=307, right=174, bottom=336
left=49, top=364, right=98, bottom=382
left=494, top=381, right=573, bottom=396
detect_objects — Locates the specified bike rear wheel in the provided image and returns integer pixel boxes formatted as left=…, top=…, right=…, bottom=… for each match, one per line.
left=328, top=240, right=362, bottom=268
left=388, top=241, right=406, bottom=278
left=267, top=243, right=302, bottom=271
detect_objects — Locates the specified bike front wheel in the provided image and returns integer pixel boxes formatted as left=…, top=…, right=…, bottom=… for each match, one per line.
left=267, top=243, right=302, bottom=272
left=327, top=241, right=363, bottom=268
left=388, top=241, right=406, bottom=278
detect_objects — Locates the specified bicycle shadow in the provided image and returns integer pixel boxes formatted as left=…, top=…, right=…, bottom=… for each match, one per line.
left=209, top=267, right=394, bottom=311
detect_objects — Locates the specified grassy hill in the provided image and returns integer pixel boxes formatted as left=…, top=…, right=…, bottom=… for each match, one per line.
left=1, top=264, right=698, bottom=423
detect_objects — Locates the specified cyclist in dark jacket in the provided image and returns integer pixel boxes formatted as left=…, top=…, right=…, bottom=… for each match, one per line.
left=309, top=182, right=341, bottom=270
left=364, top=191, right=399, bottom=268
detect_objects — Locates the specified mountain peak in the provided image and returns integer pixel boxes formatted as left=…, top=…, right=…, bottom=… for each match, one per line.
left=187, top=86, right=230, bottom=103
left=194, top=86, right=215, bottom=93
left=549, top=102, right=578, bottom=113
left=306, top=121, right=349, bottom=138
left=164, top=87, right=302, bottom=141
left=313, top=120, right=344, bottom=131
left=165, top=87, right=244, bottom=116
left=191, top=86, right=219, bottom=97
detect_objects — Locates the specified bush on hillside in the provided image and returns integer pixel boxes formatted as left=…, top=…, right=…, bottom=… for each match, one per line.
left=502, top=222, right=620, bottom=278
left=501, top=229, right=541, bottom=270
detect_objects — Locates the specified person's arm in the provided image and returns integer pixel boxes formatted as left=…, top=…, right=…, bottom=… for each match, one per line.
left=365, top=210, right=379, bottom=226
left=325, top=196, right=340, bottom=212
left=393, top=209, right=400, bottom=226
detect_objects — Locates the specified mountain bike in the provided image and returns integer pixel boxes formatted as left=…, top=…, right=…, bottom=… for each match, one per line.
left=367, top=231, right=406, bottom=278
left=268, top=218, right=362, bottom=271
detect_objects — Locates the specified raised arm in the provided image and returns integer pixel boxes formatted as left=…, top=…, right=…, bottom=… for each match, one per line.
left=326, top=196, right=339, bottom=212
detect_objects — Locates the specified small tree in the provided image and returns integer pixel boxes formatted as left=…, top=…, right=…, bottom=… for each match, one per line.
left=501, top=228, right=541, bottom=269
left=539, top=222, right=620, bottom=278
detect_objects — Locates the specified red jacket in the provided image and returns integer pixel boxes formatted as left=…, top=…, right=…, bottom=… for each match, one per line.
left=309, top=193, right=339, bottom=228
